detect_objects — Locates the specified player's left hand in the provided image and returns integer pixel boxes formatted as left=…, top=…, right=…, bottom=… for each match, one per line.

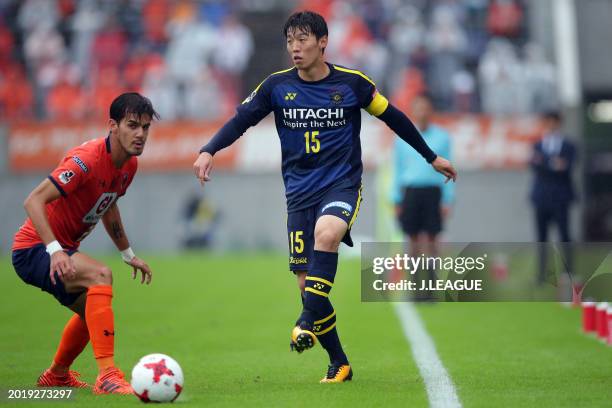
left=431, top=156, right=457, bottom=183
left=193, top=152, right=214, bottom=186
left=126, top=256, right=152, bottom=284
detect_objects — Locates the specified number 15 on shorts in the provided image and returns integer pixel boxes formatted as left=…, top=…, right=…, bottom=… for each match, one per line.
left=289, top=231, right=304, bottom=254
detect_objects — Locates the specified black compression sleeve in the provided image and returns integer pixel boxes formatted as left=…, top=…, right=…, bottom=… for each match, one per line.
left=199, top=115, right=249, bottom=155
left=378, top=104, right=437, bottom=163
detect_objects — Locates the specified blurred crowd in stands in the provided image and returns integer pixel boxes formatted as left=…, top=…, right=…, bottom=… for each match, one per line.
left=0, top=0, right=253, bottom=121
left=307, top=0, right=559, bottom=115
left=0, top=0, right=559, bottom=121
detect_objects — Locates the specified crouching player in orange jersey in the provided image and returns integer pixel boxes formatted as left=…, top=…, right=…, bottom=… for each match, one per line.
left=11, top=93, right=158, bottom=395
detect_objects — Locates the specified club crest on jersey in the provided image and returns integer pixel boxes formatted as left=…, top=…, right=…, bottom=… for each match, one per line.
left=58, top=170, right=75, bottom=184
left=72, top=156, right=89, bottom=173
left=330, top=90, right=343, bottom=105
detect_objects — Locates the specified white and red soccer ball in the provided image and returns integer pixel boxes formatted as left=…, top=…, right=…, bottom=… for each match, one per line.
left=131, top=354, right=184, bottom=403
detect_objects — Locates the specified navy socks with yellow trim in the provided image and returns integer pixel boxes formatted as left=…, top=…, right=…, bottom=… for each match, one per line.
left=314, top=305, right=348, bottom=365
left=298, top=250, right=348, bottom=365
left=302, top=250, right=337, bottom=322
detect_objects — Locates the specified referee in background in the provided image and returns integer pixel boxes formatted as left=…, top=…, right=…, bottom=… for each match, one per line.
left=391, top=93, right=454, bottom=297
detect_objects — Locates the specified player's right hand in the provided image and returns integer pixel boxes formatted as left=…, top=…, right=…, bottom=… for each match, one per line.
left=50, top=251, right=76, bottom=285
left=193, top=152, right=214, bottom=186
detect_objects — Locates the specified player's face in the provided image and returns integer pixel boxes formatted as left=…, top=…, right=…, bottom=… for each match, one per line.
left=114, top=113, right=152, bottom=156
left=286, top=28, right=327, bottom=69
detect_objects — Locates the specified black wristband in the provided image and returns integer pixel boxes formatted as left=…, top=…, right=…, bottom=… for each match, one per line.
left=199, top=145, right=215, bottom=155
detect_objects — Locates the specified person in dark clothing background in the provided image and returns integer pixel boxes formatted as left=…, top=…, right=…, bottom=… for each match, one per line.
left=529, top=111, right=577, bottom=286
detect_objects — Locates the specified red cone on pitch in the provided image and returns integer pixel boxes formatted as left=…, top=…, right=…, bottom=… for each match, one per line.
left=607, top=306, right=612, bottom=346
left=582, top=302, right=596, bottom=334
left=595, top=302, right=609, bottom=341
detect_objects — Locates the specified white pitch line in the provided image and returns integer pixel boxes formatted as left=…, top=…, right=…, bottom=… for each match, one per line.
left=394, top=302, right=462, bottom=408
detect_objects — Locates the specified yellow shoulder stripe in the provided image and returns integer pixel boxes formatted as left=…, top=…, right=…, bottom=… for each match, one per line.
left=365, top=92, right=389, bottom=116
left=242, top=67, right=295, bottom=105
left=253, top=67, right=295, bottom=93
left=333, top=65, right=375, bottom=86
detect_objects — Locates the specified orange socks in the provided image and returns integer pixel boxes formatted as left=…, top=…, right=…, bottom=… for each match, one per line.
left=85, top=285, right=115, bottom=370
left=51, top=314, right=89, bottom=372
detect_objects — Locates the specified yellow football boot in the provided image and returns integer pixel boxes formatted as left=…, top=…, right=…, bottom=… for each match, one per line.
left=320, top=364, right=353, bottom=383
left=290, top=325, right=317, bottom=353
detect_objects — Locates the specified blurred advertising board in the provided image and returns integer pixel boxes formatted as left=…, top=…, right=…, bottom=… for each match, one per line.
left=7, top=115, right=544, bottom=173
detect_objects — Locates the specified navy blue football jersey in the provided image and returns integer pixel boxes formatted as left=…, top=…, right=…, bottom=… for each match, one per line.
left=236, top=63, right=389, bottom=211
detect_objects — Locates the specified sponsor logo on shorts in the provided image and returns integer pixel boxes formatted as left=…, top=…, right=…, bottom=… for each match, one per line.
left=58, top=170, right=75, bottom=184
left=290, top=256, right=308, bottom=265
left=72, top=156, right=88, bottom=173
left=321, top=201, right=353, bottom=213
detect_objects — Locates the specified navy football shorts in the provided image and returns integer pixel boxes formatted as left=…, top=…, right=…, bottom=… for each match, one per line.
left=12, top=244, right=82, bottom=306
left=286, top=185, right=362, bottom=273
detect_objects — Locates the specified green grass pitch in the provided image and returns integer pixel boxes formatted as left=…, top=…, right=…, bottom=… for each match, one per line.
left=1, top=252, right=610, bottom=407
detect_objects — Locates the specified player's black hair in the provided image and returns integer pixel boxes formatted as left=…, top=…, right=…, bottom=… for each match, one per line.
left=109, top=92, right=160, bottom=123
left=283, top=10, right=328, bottom=41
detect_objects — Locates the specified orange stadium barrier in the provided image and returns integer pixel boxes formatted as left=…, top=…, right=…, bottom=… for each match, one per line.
left=8, top=121, right=237, bottom=172
left=7, top=116, right=545, bottom=173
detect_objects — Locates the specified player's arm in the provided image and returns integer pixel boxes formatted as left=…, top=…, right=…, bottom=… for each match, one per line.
left=374, top=101, right=457, bottom=182
left=23, top=178, right=76, bottom=284
left=194, top=78, right=273, bottom=185
left=102, top=202, right=130, bottom=251
left=102, top=202, right=152, bottom=284
left=193, top=117, right=248, bottom=185
left=354, top=72, right=457, bottom=182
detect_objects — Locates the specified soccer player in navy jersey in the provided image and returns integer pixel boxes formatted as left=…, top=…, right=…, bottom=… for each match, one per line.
left=194, top=11, right=457, bottom=383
